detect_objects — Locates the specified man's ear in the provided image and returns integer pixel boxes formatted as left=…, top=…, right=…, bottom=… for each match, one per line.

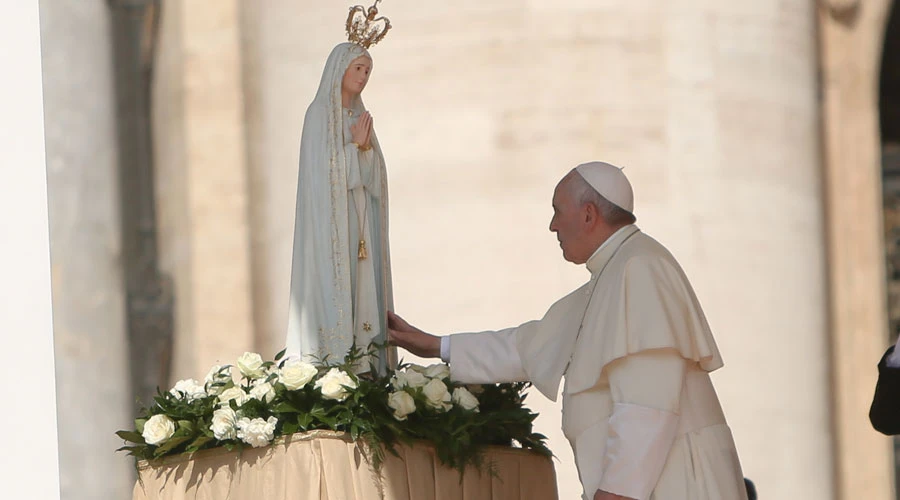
left=583, top=202, right=599, bottom=225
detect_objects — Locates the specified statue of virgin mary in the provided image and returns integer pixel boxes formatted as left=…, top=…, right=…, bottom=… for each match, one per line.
left=285, top=5, right=395, bottom=374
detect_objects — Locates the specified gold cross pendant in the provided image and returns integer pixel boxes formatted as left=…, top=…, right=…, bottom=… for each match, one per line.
left=363, top=322, right=372, bottom=332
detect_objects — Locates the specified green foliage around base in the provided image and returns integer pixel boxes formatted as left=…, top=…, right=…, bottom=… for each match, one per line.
left=116, top=344, right=551, bottom=474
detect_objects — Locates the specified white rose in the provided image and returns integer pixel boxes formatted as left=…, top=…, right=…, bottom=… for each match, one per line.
left=169, top=378, right=207, bottom=402
left=142, top=414, right=176, bottom=446
left=237, top=352, right=265, bottom=379
left=387, top=391, right=416, bottom=421
left=422, top=378, right=452, bottom=412
left=314, top=368, right=357, bottom=401
left=466, top=384, right=485, bottom=395
left=390, top=371, right=409, bottom=390
left=249, top=381, right=276, bottom=403
left=204, top=365, right=233, bottom=396
left=236, top=416, right=278, bottom=448
left=423, top=363, right=450, bottom=380
left=403, top=369, right=429, bottom=388
left=218, top=386, right=249, bottom=408
left=279, top=362, right=318, bottom=390
left=210, top=408, right=237, bottom=440
left=452, top=387, right=480, bottom=412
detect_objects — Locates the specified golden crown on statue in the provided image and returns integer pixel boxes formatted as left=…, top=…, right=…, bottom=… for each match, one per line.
left=346, top=0, right=392, bottom=49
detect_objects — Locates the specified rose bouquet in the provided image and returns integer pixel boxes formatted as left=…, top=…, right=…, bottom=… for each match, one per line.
left=116, top=344, right=550, bottom=472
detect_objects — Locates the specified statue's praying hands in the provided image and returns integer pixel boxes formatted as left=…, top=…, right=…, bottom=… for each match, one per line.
left=350, top=110, right=373, bottom=150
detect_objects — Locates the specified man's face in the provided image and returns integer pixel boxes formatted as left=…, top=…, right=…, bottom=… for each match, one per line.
left=549, top=177, right=593, bottom=264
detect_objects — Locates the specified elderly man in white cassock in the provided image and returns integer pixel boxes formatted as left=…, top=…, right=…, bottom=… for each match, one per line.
left=388, top=162, right=748, bottom=500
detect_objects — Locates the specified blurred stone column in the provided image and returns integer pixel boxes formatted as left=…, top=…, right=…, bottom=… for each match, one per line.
left=108, top=0, right=175, bottom=424
left=39, top=1, right=133, bottom=499
left=818, top=0, right=895, bottom=498
left=154, top=0, right=255, bottom=380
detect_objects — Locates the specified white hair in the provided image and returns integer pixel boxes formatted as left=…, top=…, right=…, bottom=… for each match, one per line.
left=568, top=170, right=636, bottom=225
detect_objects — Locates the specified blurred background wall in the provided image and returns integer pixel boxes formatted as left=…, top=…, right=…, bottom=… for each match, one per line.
left=39, top=0, right=898, bottom=498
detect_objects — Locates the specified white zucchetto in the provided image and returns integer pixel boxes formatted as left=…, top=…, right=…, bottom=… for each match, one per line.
left=575, top=161, right=634, bottom=213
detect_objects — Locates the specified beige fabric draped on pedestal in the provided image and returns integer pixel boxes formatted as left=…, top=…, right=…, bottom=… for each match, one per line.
left=133, top=431, right=558, bottom=500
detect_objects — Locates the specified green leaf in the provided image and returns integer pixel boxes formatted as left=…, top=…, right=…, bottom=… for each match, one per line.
left=297, top=414, right=313, bottom=430
left=153, top=435, right=193, bottom=457
left=270, top=402, right=300, bottom=414
left=282, top=421, right=299, bottom=435
left=317, top=415, right=337, bottom=427
left=274, top=348, right=287, bottom=361
left=116, top=430, right=146, bottom=444
left=116, top=445, right=144, bottom=454
left=135, top=418, right=147, bottom=434
left=175, top=420, right=195, bottom=435
left=185, top=435, right=214, bottom=453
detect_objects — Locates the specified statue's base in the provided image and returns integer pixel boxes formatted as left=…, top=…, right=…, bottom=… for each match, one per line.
left=133, top=430, right=559, bottom=500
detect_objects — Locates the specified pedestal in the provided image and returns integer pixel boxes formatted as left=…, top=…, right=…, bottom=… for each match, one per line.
left=133, top=431, right=558, bottom=500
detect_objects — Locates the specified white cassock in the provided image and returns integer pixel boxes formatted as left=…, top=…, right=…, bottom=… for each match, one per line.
left=443, top=225, right=748, bottom=500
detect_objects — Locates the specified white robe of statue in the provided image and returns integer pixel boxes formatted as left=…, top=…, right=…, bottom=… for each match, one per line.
left=445, top=225, right=748, bottom=500
left=285, top=42, right=394, bottom=373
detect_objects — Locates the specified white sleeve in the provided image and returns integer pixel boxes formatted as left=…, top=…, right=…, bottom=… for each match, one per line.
left=446, top=328, right=529, bottom=384
left=597, top=349, right=685, bottom=500
left=440, top=336, right=451, bottom=362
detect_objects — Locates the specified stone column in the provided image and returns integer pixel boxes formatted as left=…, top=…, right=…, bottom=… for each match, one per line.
left=818, top=0, right=895, bottom=498
left=39, top=1, right=133, bottom=499
left=154, top=0, right=256, bottom=380
left=1, top=4, right=61, bottom=499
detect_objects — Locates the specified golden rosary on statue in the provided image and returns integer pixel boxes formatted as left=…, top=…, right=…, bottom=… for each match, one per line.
left=347, top=0, right=390, bottom=262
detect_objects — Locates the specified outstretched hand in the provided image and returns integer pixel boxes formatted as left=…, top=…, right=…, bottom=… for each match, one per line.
left=387, top=311, right=441, bottom=359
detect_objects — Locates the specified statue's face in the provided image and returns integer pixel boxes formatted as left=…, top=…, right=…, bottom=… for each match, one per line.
left=342, top=55, right=372, bottom=97
left=549, top=175, right=593, bottom=264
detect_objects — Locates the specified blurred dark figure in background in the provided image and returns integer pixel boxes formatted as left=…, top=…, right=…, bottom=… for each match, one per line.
left=870, top=337, right=900, bottom=435
left=744, top=478, right=757, bottom=500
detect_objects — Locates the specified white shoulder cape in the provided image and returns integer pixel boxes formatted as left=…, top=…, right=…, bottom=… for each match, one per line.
left=516, top=226, right=724, bottom=400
